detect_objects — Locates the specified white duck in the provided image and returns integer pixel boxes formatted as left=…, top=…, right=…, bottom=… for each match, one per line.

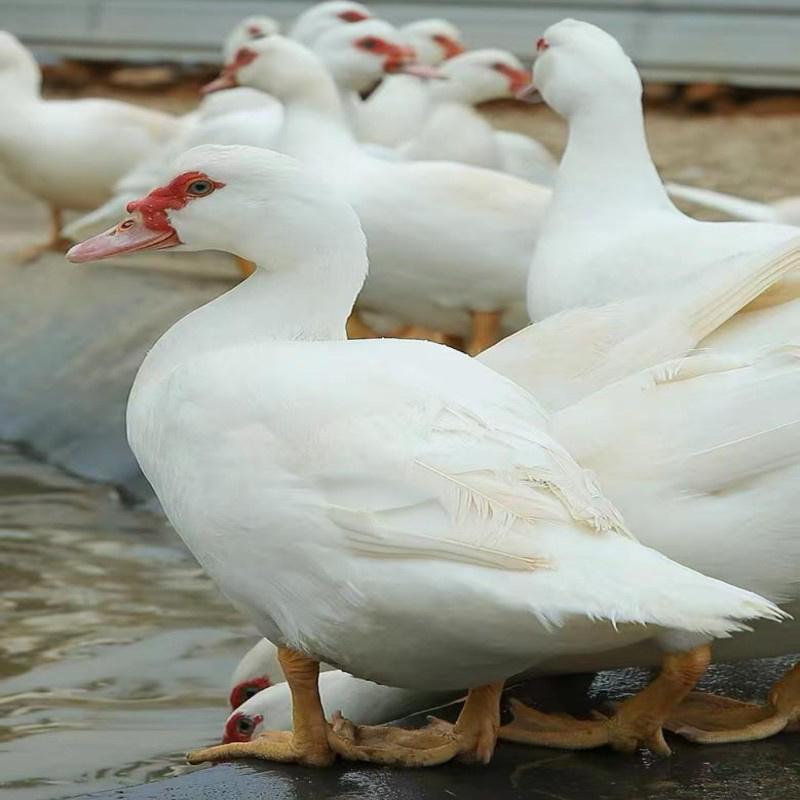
left=229, top=638, right=335, bottom=710
left=61, top=15, right=281, bottom=246
left=289, top=1, right=372, bottom=45
left=398, top=48, right=558, bottom=184
left=0, top=30, right=180, bottom=261
left=357, top=18, right=464, bottom=148
left=229, top=236, right=800, bottom=749
left=526, top=18, right=800, bottom=354
left=67, top=144, right=781, bottom=766
left=62, top=18, right=400, bottom=250
left=666, top=183, right=800, bottom=227
left=227, top=667, right=459, bottom=741
left=206, top=34, right=551, bottom=352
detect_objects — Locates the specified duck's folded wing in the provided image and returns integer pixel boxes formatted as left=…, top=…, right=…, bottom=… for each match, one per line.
left=481, top=237, right=800, bottom=411
left=556, top=345, right=800, bottom=503
left=319, top=377, right=631, bottom=573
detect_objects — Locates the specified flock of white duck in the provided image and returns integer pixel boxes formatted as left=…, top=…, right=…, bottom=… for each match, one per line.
left=3, top=1, right=799, bottom=769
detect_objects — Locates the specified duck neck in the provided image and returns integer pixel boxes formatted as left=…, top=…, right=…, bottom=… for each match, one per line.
left=555, top=94, right=674, bottom=214
left=277, top=72, right=362, bottom=164
left=146, top=226, right=368, bottom=378
left=0, top=68, right=40, bottom=102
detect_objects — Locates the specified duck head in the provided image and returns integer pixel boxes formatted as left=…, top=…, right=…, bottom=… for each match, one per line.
left=400, top=19, right=465, bottom=65
left=529, top=19, right=642, bottom=116
left=289, top=1, right=372, bottom=45
left=229, top=639, right=285, bottom=709
left=66, top=144, right=364, bottom=268
left=204, top=25, right=439, bottom=99
left=437, top=48, right=532, bottom=104
left=223, top=15, right=280, bottom=62
left=314, top=19, right=443, bottom=92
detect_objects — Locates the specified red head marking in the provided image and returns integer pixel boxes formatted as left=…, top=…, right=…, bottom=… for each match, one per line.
left=228, top=675, right=273, bottom=710
left=355, top=36, right=414, bottom=71
left=126, top=171, right=225, bottom=232
left=492, top=62, right=533, bottom=94
left=339, top=9, right=369, bottom=22
left=247, top=24, right=263, bottom=36
left=223, top=711, right=264, bottom=744
left=432, top=34, right=465, bottom=60
left=536, top=37, right=549, bottom=52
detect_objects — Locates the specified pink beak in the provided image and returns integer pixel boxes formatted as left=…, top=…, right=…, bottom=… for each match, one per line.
left=515, top=82, right=542, bottom=102
left=202, top=69, right=238, bottom=94
left=66, top=214, right=180, bottom=263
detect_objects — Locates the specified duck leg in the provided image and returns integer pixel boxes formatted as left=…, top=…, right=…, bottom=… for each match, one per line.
left=466, top=311, right=502, bottom=356
left=665, top=661, right=800, bottom=744
left=232, top=255, right=257, bottom=278
left=18, top=206, right=72, bottom=263
left=327, top=681, right=504, bottom=767
left=186, top=647, right=334, bottom=766
left=498, top=644, right=711, bottom=756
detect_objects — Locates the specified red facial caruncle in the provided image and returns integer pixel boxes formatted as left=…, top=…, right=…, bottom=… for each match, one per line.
left=228, top=675, right=273, bottom=710
left=126, top=171, right=225, bottom=233
left=223, top=711, right=264, bottom=744
left=432, top=34, right=465, bottom=60
left=338, top=9, right=369, bottom=22
left=536, top=37, right=549, bottom=52
left=492, top=62, right=533, bottom=94
left=354, top=36, right=414, bottom=72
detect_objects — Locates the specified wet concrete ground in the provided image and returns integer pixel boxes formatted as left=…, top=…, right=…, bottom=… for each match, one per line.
left=74, top=655, right=799, bottom=800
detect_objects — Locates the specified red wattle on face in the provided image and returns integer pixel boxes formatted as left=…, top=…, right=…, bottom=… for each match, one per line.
left=339, top=9, right=369, bottom=22
left=228, top=675, right=273, bottom=710
left=433, top=35, right=465, bottom=60
left=65, top=171, right=225, bottom=263
left=223, top=711, right=264, bottom=744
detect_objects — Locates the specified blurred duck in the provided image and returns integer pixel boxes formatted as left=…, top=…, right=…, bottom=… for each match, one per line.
left=398, top=48, right=557, bottom=184
left=67, top=144, right=781, bottom=766
left=204, top=33, right=551, bottom=352
left=0, top=31, right=180, bottom=261
left=289, top=0, right=372, bottom=45
left=63, top=17, right=394, bottom=252
left=666, top=183, right=800, bottom=227
left=357, top=18, right=465, bottom=147
left=62, top=15, right=280, bottom=246
left=229, top=234, right=800, bottom=751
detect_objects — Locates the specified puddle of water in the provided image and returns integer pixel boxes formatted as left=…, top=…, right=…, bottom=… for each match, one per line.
left=0, top=445, right=254, bottom=799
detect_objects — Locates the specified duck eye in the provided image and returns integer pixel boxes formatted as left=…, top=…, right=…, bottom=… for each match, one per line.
left=187, top=179, right=214, bottom=197
left=242, top=685, right=260, bottom=700
left=237, top=716, right=255, bottom=733
left=492, top=62, right=506, bottom=71
left=360, top=37, right=379, bottom=50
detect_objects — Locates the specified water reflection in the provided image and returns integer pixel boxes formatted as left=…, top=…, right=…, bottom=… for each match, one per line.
left=0, top=445, right=252, bottom=799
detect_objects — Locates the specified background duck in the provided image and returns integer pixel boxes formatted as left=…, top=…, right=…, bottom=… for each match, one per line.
left=208, top=34, right=550, bottom=352
left=397, top=48, right=557, bottom=184
left=0, top=31, right=180, bottom=262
